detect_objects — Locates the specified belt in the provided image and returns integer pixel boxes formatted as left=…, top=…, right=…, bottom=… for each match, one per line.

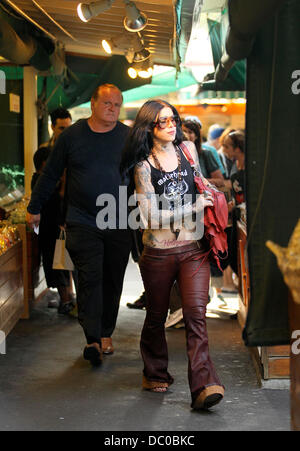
left=143, top=241, right=203, bottom=256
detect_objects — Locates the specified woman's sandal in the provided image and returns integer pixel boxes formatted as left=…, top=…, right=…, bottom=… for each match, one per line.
left=192, top=385, right=224, bottom=410
left=142, top=375, right=169, bottom=393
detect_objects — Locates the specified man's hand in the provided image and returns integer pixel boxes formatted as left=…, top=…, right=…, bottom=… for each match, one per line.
left=26, top=212, right=41, bottom=230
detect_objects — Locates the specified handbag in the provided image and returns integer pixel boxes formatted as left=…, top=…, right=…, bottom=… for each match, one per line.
left=52, top=229, right=75, bottom=271
left=179, top=143, right=228, bottom=270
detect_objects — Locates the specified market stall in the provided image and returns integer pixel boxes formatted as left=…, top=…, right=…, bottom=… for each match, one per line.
left=0, top=221, right=22, bottom=336
left=237, top=204, right=290, bottom=380
left=0, top=192, right=47, bottom=336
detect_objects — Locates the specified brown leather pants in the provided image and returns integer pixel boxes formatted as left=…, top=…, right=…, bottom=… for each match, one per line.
left=139, top=242, right=223, bottom=404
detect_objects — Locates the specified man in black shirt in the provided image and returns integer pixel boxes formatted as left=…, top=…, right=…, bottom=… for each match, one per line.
left=26, top=84, right=132, bottom=365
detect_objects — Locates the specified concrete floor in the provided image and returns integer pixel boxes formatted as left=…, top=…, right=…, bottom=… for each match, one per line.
left=0, top=260, right=290, bottom=431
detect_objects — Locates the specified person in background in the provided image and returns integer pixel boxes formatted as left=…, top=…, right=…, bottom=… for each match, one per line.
left=31, top=147, right=75, bottom=314
left=218, top=128, right=238, bottom=180
left=46, top=108, right=72, bottom=149
left=228, top=131, right=246, bottom=276
left=26, top=84, right=132, bottom=366
left=207, top=124, right=225, bottom=150
left=184, top=117, right=226, bottom=177
left=120, top=99, right=224, bottom=410
left=214, top=128, right=242, bottom=293
left=229, top=130, right=245, bottom=206
left=40, top=107, right=76, bottom=307
left=182, top=119, right=225, bottom=188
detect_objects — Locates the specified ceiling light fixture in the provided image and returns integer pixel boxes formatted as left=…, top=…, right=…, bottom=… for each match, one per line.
left=101, top=34, right=129, bottom=55
left=128, top=58, right=153, bottom=79
left=77, top=0, right=115, bottom=22
left=123, top=0, right=147, bottom=32
left=102, top=32, right=150, bottom=64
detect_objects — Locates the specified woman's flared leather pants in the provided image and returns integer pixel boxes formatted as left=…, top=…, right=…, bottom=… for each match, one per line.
left=139, top=242, right=223, bottom=403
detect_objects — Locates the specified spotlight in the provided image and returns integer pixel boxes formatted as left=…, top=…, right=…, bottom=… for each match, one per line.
left=123, top=0, right=147, bottom=32
left=128, top=58, right=153, bottom=79
left=102, top=32, right=150, bottom=65
left=128, top=67, right=137, bottom=79
left=101, top=35, right=129, bottom=54
left=102, top=39, right=113, bottom=54
left=77, top=0, right=115, bottom=22
left=138, top=66, right=153, bottom=79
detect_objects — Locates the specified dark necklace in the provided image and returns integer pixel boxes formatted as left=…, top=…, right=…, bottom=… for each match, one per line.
left=151, top=145, right=183, bottom=239
left=152, top=145, right=182, bottom=184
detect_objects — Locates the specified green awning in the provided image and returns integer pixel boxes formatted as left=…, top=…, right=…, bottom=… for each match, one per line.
left=204, top=18, right=246, bottom=91
left=122, top=67, right=197, bottom=104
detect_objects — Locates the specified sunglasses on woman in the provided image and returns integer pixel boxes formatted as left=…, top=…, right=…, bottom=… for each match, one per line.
left=153, top=115, right=180, bottom=129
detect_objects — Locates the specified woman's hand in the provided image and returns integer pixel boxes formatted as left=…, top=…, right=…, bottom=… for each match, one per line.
left=193, top=193, right=213, bottom=213
left=203, top=193, right=214, bottom=208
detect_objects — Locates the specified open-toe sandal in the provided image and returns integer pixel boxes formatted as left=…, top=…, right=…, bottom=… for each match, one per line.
left=142, top=375, right=169, bottom=393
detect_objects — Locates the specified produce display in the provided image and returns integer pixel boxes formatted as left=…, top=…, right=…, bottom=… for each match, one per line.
left=0, top=193, right=28, bottom=255
left=0, top=223, right=20, bottom=256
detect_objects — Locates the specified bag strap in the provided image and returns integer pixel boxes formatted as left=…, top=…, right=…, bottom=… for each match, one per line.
left=59, top=229, right=66, bottom=240
left=179, top=142, right=196, bottom=167
left=179, top=143, right=205, bottom=193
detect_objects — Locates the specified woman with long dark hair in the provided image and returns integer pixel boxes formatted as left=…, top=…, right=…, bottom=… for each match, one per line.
left=120, top=100, right=224, bottom=410
left=182, top=119, right=224, bottom=187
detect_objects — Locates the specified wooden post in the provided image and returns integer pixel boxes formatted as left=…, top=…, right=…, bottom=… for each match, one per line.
left=289, top=292, right=300, bottom=431
left=23, top=66, right=38, bottom=197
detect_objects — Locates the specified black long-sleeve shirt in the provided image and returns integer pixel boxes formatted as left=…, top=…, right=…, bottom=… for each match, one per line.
left=28, top=119, right=130, bottom=229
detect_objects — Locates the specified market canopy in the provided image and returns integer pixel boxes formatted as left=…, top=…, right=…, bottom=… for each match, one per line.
left=119, top=67, right=197, bottom=104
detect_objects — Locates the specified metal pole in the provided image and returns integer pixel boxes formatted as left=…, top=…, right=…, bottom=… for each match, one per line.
left=23, top=66, right=37, bottom=197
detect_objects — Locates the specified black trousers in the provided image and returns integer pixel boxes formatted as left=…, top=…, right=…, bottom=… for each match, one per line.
left=66, top=223, right=132, bottom=345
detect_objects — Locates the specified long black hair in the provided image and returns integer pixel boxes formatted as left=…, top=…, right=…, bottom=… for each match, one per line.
left=120, top=100, right=184, bottom=194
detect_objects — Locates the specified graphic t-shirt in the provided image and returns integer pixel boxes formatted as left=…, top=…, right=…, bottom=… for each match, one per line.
left=148, top=147, right=197, bottom=211
left=231, top=169, right=245, bottom=205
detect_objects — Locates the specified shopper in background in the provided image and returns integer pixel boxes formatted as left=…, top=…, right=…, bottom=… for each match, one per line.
left=218, top=128, right=238, bottom=181
left=214, top=128, right=241, bottom=293
left=229, top=130, right=245, bottom=206
left=31, top=147, right=75, bottom=314
left=228, top=130, right=246, bottom=276
left=43, top=108, right=73, bottom=149
left=182, top=119, right=225, bottom=188
left=184, top=117, right=226, bottom=177
left=207, top=124, right=225, bottom=150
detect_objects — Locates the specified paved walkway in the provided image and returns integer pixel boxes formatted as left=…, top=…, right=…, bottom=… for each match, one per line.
left=0, top=260, right=290, bottom=431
